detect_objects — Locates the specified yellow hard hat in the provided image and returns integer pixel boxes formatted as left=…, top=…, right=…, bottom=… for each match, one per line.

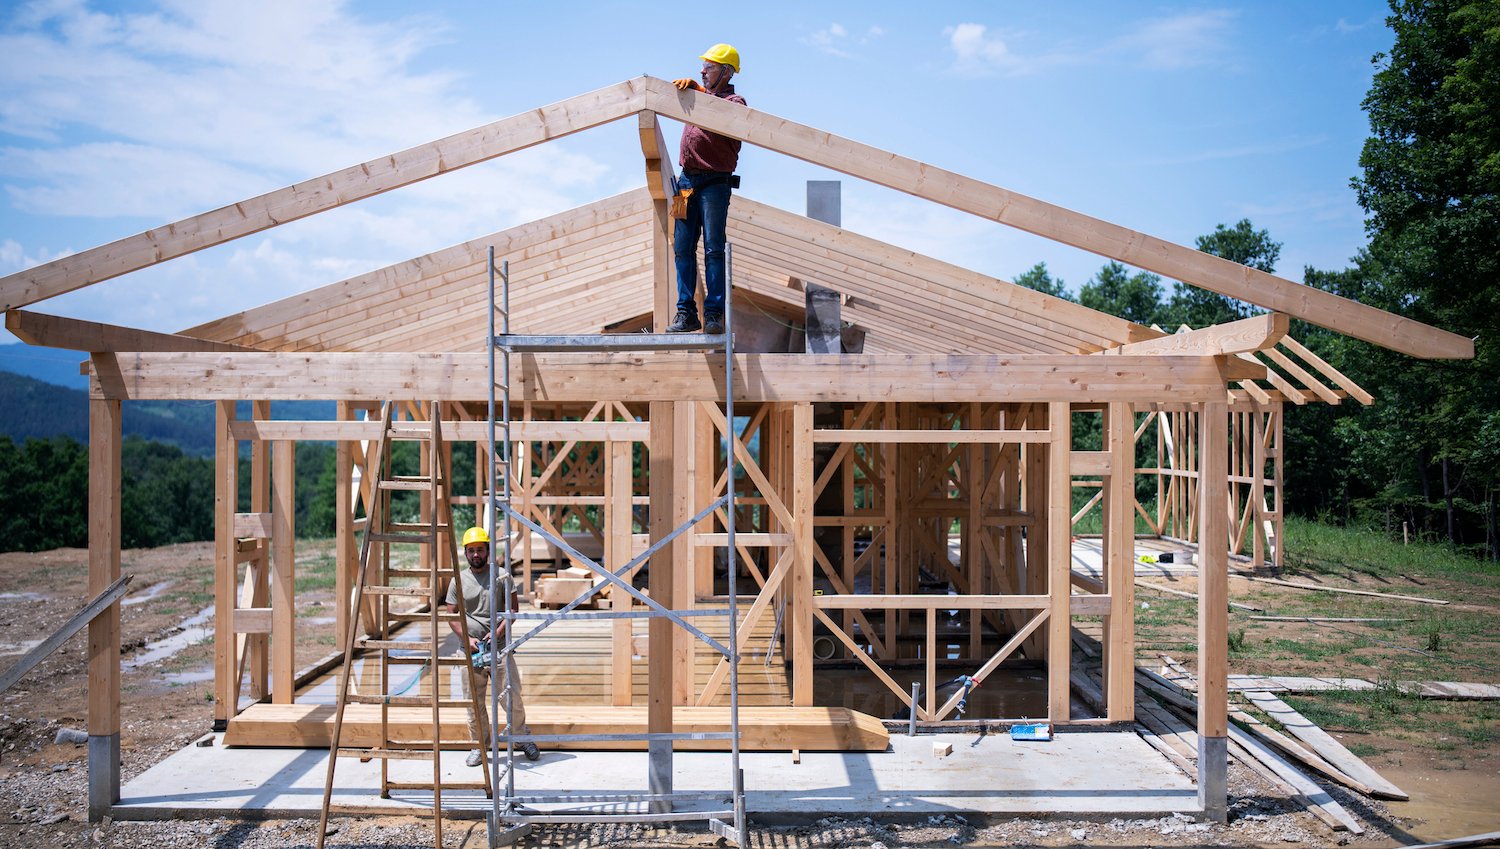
left=700, top=43, right=740, bottom=73
left=461, top=526, right=490, bottom=548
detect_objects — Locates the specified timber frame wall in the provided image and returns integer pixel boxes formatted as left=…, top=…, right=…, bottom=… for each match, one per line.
left=2, top=76, right=1461, bottom=824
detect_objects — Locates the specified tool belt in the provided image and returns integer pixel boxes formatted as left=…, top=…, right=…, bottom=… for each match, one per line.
left=671, top=170, right=740, bottom=219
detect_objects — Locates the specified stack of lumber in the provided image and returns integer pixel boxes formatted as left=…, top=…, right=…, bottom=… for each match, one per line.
left=534, top=566, right=610, bottom=609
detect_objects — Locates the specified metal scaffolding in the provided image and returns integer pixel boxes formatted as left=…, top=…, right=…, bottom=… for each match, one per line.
left=483, top=246, right=748, bottom=847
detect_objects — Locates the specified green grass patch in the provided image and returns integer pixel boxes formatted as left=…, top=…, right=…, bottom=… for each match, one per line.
left=1283, top=516, right=1500, bottom=583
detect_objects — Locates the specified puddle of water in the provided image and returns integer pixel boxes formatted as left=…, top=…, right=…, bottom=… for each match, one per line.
left=1382, top=761, right=1500, bottom=842
left=123, top=605, right=214, bottom=670
left=162, top=668, right=215, bottom=685
left=0, top=638, right=45, bottom=657
left=122, top=581, right=175, bottom=607
left=0, top=592, right=47, bottom=602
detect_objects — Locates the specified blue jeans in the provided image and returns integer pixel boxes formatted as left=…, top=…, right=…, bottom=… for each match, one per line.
left=673, top=173, right=731, bottom=317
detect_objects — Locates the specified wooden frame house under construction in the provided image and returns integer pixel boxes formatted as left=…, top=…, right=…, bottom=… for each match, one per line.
left=0, top=77, right=1473, bottom=824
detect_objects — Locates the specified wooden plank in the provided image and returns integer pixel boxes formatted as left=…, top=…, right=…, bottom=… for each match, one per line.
left=813, top=428, right=1051, bottom=444
left=87, top=393, right=122, bottom=819
left=228, top=419, right=648, bottom=442
left=1241, top=690, right=1408, bottom=799
left=224, top=703, right=888, bottom=751
left=1104, top=401, right=1135, bottom=720
left=1279, top=336, right=1374, bottom=406
left=791, top=403, right=814, bottom=706
left=1231, top=572, right=1450, bottom=605
left=0, top=574, right=130, bottom=694
left=233, top=512, right=273, bottom=538
left=1098, top=314, right=1288, bottom=357
left=0, top=79, right=647, bottom=309
left=644, top=77, right=1471, bottom=360
left=1197, top=400, right=1229, bottom=820
left=212, top=400, right=236, bottom=725
left=270, top=442, right=295, bottom=704
left=608, top=440, right=634, bottom=706
left=1047, top=402, right=1072, bottom=721
left=233, top=608, right=274, bottom=634
left=90, top=352, right=1261, bottom=403
left=6, top=310, right=259, bottom=353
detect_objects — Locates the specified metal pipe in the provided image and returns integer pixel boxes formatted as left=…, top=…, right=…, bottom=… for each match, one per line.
left=909, top=682, right=920, bottom=736
left=726, top=242, right=743, bottom=831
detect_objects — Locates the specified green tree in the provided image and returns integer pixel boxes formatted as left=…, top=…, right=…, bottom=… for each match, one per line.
left=1325, top=0, right=1500, bottom=556
left=1014, top=262, right=1072, bottom=300
left=1162, top=219, right=1281, bottom=328
left=1078, top=261, right=1163, bottom=325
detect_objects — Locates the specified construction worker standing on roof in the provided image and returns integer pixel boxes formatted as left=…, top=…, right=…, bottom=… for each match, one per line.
left=666, top=43, right=747, bottom=336
left=447, top=526, right=540, bottom=764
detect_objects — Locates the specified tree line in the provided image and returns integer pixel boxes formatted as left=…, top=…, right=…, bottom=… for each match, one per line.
left=1016, top=0, right=1499, bottom=559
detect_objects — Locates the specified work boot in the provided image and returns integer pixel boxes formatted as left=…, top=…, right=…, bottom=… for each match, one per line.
left=520, top=726, right=541, bottom=761
left=703, top=311, right=725, bottom=335
left=666, top=308, right=701, bottom=333
left=465, top=749, right=484, bottom=768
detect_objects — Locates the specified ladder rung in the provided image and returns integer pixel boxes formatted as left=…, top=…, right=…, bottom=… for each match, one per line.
left=363, top=586, right=432, bottom=597
left=346, top=695, right=473, bottom=708
left=368, top=533, right=435, bottom=545
left=390, top=655, right=470, bottom=665
left=356, top=638, right=438, bottom=652
left=389, top=522, right=451, bottom=533
left=386, top=780, right=490, bottom=792
left=379, top=479, right=435, bottom=492
left=336, top=747, right=434, bottom=761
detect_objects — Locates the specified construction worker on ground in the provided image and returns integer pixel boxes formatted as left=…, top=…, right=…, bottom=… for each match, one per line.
left=666, top=43, right=747, bottom=336
left=447, top=526, right=540, bottom=764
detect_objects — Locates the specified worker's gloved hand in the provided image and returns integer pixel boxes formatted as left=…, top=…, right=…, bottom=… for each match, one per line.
left=673, top=78, right=705, bottom=92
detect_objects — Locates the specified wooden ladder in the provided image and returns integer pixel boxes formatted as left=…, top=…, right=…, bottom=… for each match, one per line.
left=317, top=401, right=493, bottom=849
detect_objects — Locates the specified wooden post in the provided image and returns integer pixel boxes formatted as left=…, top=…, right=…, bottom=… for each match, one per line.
left=87, top=393, right=122, bottom=822
left=271, top=441, right=296, bottom=703
left=1197, top=399, right=1229, bottom=821
left=647, top=400, right=675, bottom=807
left=334, top=402, right=354, bottom=647
left=609, top=440, right=634, bottom=705
left=1047, top=402, right=1072, bottom=722
left=213, top=401, right=237, bottom=728
left=1104, top=401, right=1135, bottom=719
left=673, top=402, right=696, bottom=706
left=790, top=403, right=815, bottom=706
left=247, top=401, right=271, bottom=701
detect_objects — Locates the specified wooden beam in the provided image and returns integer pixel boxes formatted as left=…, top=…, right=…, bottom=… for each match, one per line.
left=87, top=393, right=122, bottom=821
left=1047, top=402, right=1072, bottom=722
left=212, top=400, right=237, bottom=727
left=271, top=441, right=295, bottom=703
left=90, top=352, right=1261, bottom=403
left=1197, top=400, right=1230, bottom=821
left=6, top=310, right=260, bottom=353
left=1104, top=402, right=1135, bottom=721
left=646, top=400, right=674, bottom=806
left=227, top=419, right=648, bottom=442
left=1097, top=314, right=1287, bottom=357
left=0, top=80, right=648, bottom=310
left=643, top=78, right=1472, bottom=360
left=0, top=575, right=132, bottom=695
left=791, top=403, right=814, bottom=706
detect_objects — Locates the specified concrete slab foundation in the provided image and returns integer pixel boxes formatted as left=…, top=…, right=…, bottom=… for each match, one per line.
left=113, top=729, right=1197, bottom=822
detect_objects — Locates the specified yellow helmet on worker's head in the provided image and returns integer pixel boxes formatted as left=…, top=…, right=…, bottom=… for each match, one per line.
left=461, top=526, right=490, bottom=548
left=700, top=43, right=740, bottom=73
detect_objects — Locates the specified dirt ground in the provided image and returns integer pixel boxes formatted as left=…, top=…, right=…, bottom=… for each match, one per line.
left=0, top=541, right=1496, bottom=848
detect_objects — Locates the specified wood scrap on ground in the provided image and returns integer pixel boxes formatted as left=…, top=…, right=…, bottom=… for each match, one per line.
left=1230, top=571, right=1450, bottom=605
left=1240, top=690, right=1408, bottom=800
left=1396, top=831, right=1500, bottom=849
left=1227, top=675, right=1500, bottom=700
left=1135, top=578, right=1263, bottom=612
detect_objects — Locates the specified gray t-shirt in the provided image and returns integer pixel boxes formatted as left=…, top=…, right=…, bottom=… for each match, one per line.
left=445, top=566, right=493, bottom=638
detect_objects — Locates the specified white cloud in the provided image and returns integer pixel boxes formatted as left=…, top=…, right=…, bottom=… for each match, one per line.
left=943, top=23, right=1024, bottom=77
left=1116, top=10, right=1236, bottom=70
left=803, top=22, right=884, bottom=59
left=0, top=0, right=614, bottom=333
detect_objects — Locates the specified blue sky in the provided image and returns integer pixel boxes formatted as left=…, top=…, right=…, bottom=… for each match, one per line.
left=0, top=0, right=1396, bottom=346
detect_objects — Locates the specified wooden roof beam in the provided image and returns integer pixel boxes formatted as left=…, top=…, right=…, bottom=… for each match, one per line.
left=6, top=309, right=261, bottom=353
left=89, top=351, right=1263, bottom=404
left=1096, top=313, right=1288, bottom=357
left=0, top=79, right=649, bottom=310
left=641, top=77, right=1472, bottom=360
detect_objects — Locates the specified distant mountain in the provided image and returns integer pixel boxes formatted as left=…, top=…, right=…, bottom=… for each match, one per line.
left=0, top=343, right=91, bottom=390
left=0, top=369, right=336, bottom=456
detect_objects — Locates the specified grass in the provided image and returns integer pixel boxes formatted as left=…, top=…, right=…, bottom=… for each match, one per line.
left=1282, top=515, right=1500, bottom=584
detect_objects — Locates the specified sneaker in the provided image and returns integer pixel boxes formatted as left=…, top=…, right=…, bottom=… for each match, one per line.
left=666, top=308, right=701, bottom=333
left=703, top=312, right=725, bottom=335
left=465, top=749, right=483, bottom=768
